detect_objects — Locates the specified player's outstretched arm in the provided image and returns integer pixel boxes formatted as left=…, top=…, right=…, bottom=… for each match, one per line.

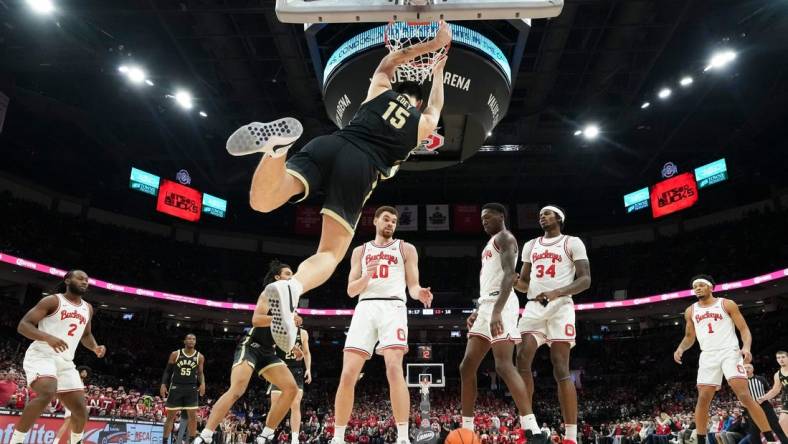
left=725, top=298, right=753, bottom=363
left=418, top=56, right=447, bottom=141
left=347, top=246, right=372, bottom=297
left=402, top=241, right=432, bottom=308
left=365, top=20, right=452, bottom=103
left=673, top=307, right=696, bottom=364
left=17, top=295, right=68, bottom=352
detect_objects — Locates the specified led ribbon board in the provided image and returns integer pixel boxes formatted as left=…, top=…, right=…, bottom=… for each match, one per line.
left=694, top=158, right=728, bottom=189
left=623, top=187, right=649, bottom=213
left=324, top=23, right=511, bottom=86
left=202, top=193, right=228, bottom=218
left=129, top=167, right=160, bottom=196
left=156, top=179, right=202, bottom=222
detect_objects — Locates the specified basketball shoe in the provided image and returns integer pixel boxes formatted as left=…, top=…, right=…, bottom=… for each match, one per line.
left=226, top=118, right=303, bottom=157
left=264, top=279, right=302, bottom=351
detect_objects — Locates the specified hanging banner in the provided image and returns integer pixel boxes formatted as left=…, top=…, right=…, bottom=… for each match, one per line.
left=358, top=206, right=377, bottom=233
left=294, top=206, right=321, bottom=235
left=453, top=204, right=481, bottom=233
left=516, top=204, right=540, bottom=229
left=426, top=204, right=450, bottom=231
left=395, top=205, right=418, bottom=231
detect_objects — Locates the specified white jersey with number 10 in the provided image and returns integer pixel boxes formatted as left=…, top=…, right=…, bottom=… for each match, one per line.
left=359, top=239, right=407, bottom=302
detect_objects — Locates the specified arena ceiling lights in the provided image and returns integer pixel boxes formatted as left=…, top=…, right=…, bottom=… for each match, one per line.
left=26, top=0, right=54, bottom=15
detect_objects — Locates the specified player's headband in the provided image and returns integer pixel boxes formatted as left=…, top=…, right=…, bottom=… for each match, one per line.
left=692, top=278, right=713, bottom=288
left=540, top=206, right=565, bottom=223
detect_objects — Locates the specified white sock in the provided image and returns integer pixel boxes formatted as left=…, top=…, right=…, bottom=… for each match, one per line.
left=71, top=432, right=83, bottom=443
left=334, top=425, right=347, bottom=441
left=521, top=414, right=540, bottom=435
left=462, top=417, right=475, bottom=431
left=289, top=277, right=304, bottom=296
left=200, top=428, right=214, bottom=442
left=397, top=423, right=409, bottom=441
left=565, top=424, right=577, bottom=442
left=11, top=430, right=28, bottom=444
left=262, top=427, right=276, bottom=439
left=291, top=432, right=300, bottom=444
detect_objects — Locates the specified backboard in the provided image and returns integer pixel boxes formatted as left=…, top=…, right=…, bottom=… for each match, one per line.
left=276, top=0, right=564, bottom=24
left=406, top=363, right=445, bottom=388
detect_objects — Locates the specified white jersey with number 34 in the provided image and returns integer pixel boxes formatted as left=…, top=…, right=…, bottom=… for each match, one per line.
left=522, top=235, right=588, bottom=301
left=30, top=293, right=91, bottom=361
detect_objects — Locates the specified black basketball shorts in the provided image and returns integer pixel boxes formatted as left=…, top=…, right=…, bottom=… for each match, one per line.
left=165, top=384, right=199, bottom=410
left=285, top=135, right=380, bottom=234
left=232, top=341, right=285, bottom=379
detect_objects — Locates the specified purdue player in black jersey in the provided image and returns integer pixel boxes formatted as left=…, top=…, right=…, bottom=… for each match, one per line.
left=268, top=315, right=311, bottom=444
left=759, top=350, right=788, bottom=436
left=225, top=21, right=452, bottom=352
left=194, top=261, right=300, bottom=444
left=161, top=334, right=205, bottom=443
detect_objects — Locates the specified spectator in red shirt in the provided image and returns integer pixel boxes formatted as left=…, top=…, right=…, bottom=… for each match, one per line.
left=0, top=370, right=18, bottom=408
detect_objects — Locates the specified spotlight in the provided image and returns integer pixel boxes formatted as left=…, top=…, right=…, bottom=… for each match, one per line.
left=145, top=79, right=154, bottom=86
left=582, top=124, right=600, bottom=140
left=27, top=0, right=54, bottom=14
left=176, top=322, right=181, bottom=327
left=704, top=50, right=737, bottom=72
left=173, top=90, right=193, bottom=110
left=487, top=131, right=492, bottom=137
left=223, top=327, right=228, bottom=332
left=658, top=88, right=672, bottom=100
left=573, top=130, right=582, bottom=136
left=199, top=111, right=208, bottom=118
left=118, top=65, right=129, bottom=74
left=126, top=67, right=146, bottom=84
left=679, top=76, right=693, bottom=87
left=641, top=102, right=651, bottom=109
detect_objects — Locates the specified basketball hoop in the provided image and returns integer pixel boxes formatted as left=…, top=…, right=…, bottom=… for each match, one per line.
left=385, top=21, right=450, bottom=84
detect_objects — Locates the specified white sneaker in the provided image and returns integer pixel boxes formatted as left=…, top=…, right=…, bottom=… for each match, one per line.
left=193, top=436, right=212, bottom=444
left=226, top=118, right=303, bottom=157
left=330, top=437, right=345, bottom=444
left=265, top=280, right=300, bottom=351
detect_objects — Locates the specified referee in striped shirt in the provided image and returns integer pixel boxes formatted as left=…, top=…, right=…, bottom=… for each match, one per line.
left=744, top=364, right=788, bottom=444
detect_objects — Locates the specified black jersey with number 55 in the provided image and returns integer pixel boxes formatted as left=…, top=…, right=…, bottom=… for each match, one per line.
left=336, top=90, right=422, bottom=178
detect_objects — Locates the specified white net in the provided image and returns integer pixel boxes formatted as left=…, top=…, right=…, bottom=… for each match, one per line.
left=385, top=21, right=450, bottom=84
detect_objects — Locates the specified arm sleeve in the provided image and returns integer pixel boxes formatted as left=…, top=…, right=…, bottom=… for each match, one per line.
left=569, top=237, right=589, bottom=262
left=161, top=363, right=174, bottom=386
left=521, top=239, right=535, bottom=263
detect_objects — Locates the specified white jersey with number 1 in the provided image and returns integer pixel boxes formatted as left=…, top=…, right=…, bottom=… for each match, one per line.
left=692, top=298, right=739, bottom=352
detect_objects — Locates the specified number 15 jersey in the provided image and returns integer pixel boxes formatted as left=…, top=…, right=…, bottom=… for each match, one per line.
left=336, top=90, right=422, bottom=179
left=522, top=235, right=588, bottom=301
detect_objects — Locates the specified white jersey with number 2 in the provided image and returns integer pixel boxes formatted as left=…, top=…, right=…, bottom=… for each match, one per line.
left=522, top=235, right=588, bottom=300
left=30, top=293, right=91, bottom=361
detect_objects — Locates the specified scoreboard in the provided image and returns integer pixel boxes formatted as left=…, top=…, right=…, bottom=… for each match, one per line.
left=129, top=167, right=227, bottom=222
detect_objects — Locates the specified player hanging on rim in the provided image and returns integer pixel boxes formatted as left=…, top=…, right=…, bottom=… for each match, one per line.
left=462, top=204, right=535, bottom=440
left=10, top=270, right=107, bottom=444
left=193, top=261, right=301, bottom=444
left=267, top=313, right=312, bottom=444
left=673, top=275, right=780, bottom=444
left=160, top=333, right=206, bottom=444
left=332, top=206, right=433, bottom=444
left=514, top=206, right=591, bottom=444
left=757, top=350, right=788, bottom=435
left=225, top=21, right=451, bottom=351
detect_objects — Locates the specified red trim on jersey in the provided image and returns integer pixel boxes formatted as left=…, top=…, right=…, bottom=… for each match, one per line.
left=538, top=235, right=564, bottom=247
left=689, top=304, right=695, bottom=322
left=370, top=239, right=397, bottom=249
left=492, top=238, right=501, bottom=252
left=563, top=237, right=574, bottom=262
left=398, top=240, right=406, bottom=261
left=720, top=298, right=731, bottom=316
left=491, top=336, right=522, bottom=344
left=45, top=296, right=62, bottom=318
left=343, top=347, right=372, bottom=358
left=467, top=332, right=492, bottom=342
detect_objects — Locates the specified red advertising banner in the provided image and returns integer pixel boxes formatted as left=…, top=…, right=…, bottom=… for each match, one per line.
left=650, top=172, right=699, bottom=218
left=294, top=206, right=322, bottom=235
left=156, top=179, right=202, bottom=222
left=453, top=204, right=481, bottom=233
left=0, top=414, right=162, bottom=444
left=358, top=206, right=377, bottom=233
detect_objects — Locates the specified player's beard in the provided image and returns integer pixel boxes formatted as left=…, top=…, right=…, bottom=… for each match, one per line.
left=67, top=283, right=88, bottom=295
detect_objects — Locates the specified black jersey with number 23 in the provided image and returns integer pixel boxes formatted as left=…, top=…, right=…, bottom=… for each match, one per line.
left=336, top=90, right=422, bottom=177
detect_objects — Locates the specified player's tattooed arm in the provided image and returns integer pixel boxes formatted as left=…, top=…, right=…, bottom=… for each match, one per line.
left=673, top=306, right=696, bottom=364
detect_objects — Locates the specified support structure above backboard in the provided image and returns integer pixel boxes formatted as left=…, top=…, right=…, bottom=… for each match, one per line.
left=276, top=0, right=563, bottom=24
